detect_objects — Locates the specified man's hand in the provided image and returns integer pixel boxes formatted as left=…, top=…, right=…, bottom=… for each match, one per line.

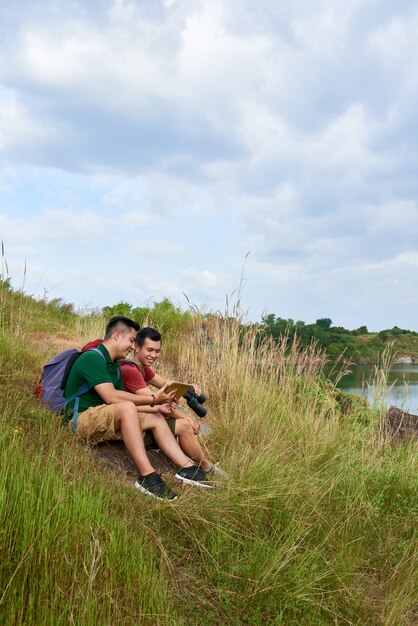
left=154, top=383, right=177, bottom=405
left=191, top=383, right=202, bottom=396
left=159, top=402, right=177, bottom=416
left=183, top=414, right=200, bottom=434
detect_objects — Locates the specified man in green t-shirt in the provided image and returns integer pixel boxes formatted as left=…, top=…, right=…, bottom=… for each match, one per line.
left=64, top=315, right=211, bottom=500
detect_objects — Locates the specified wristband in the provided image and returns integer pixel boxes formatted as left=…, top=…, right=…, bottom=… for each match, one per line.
left=150, top=393, right=156, bottom=407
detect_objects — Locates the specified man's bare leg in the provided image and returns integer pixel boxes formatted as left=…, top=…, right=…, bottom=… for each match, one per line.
left=113, top=401, right=155, bottom=476
left=139, top=412, right=196, bottom=469
left=174, top=418, right=212, bottom=470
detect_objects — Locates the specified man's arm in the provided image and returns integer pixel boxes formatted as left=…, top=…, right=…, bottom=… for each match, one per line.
left=94, top=382, right=175, bottom=406
left=147, top=373, right=169, bottom=389
left=131, top=385, right=199, bottom=432
left=149, top=373, right=202, bottom=396
left=118, top=383, right=176, bottom=416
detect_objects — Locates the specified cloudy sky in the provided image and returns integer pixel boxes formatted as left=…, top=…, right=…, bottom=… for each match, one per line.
left=1, top=0, right=417, bottom=331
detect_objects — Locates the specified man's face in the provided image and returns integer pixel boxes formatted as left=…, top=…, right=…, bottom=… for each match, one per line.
left=115, top=328, right=136, bottom=358
left=135, top=338, right=161, bottom=367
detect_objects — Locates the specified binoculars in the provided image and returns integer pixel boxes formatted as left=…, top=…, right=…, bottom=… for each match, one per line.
left=183, top=388, right=207, bottom=418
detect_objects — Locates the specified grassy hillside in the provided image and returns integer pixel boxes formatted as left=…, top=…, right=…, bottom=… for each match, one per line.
left=351, top=332, right=418, bottom=362
left=1, top=279, right=417, bottom=625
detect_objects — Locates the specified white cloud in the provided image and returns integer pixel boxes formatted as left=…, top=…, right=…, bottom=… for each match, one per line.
left=0, top=208, right=110, bottom=245
left=128, top=239, right=184, bottom=257
left=0, top=88, right=49, bottom=155
left=181, top=267, right=234, bottom=300
left=0, top=165, right=17, bottom=194
left=369, top=13, right=418, bottom=78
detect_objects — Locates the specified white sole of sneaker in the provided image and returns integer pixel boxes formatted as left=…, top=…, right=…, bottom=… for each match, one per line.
left=174, top=473, right=213, bottom=488
left=134, top=481, right=178, bottom=500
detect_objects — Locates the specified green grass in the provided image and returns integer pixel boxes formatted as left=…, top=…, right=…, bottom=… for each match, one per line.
left=0, top=425, right=177, bottom=625
left=1, top=282, right=417, bottom=625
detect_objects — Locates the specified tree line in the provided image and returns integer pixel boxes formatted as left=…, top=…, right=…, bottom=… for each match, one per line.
left=261, top=315, right=418, bottom=360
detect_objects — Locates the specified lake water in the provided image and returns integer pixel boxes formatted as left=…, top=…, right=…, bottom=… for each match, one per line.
left=334, top=364, right=418, bottom=416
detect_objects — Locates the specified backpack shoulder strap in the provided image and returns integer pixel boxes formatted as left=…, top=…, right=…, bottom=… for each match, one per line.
left=93, top=347, right=121, bottom=382
left=118, top=358, right=137, bottom=368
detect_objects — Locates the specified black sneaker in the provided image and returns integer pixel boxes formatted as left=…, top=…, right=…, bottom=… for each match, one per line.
left=175, top=465, right=213, bottom=488
left=134, top=472, right=178, bottom=500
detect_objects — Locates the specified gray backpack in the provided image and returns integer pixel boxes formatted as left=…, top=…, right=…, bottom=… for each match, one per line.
left=36, top=347, right=106, bottom=418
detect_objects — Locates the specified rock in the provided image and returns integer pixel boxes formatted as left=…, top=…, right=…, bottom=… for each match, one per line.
left=385, top=406, right=418, bottom=439
left=393, top=354, right=415, bottom=364
left=91, top=441, right=176, bottom=482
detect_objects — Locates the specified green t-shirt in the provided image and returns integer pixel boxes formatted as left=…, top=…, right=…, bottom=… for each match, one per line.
left=63, top=343, right=125, bottom=422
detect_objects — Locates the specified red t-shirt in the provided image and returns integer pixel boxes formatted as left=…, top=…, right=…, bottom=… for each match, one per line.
left=119, top=360, right=155, bottom=393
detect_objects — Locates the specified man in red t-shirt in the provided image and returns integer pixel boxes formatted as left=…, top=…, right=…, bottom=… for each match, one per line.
left=119, top=327, right=225, bottom=477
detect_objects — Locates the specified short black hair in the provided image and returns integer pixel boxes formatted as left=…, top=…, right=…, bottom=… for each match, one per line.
left=105, top=316, right=140, bottom=339
left=135, top=327, right=162, bottom=347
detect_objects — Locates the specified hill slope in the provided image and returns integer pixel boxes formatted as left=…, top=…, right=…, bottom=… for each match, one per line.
left=1, top=280, right=417, bottom=625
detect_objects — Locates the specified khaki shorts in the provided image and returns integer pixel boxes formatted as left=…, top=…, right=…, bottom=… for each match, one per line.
left=68, top=404, right=176, bottom=447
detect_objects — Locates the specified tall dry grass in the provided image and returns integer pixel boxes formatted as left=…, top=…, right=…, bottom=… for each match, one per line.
left=0, top=282, right=416, bottom=625
left=164, top=314, right=417, bottom=625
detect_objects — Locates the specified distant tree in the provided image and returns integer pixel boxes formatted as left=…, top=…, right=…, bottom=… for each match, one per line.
left=315, top=318, right=332, bottom=331
left=390, top=326, right=402, bottom=336
left=102, top=301, right=134, bottom=318
left=102, top=298, right=192, bottom=333
left=262, top=313, right=276, bottom=327
left=312, top=326, right=331, bottom=346
left=351, top=325, right=368, bottom=336
left=0, top=275, right=12, bottom=290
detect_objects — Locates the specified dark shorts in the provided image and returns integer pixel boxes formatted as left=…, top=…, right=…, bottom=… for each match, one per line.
left=143, top=418, right=176, bottom=449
